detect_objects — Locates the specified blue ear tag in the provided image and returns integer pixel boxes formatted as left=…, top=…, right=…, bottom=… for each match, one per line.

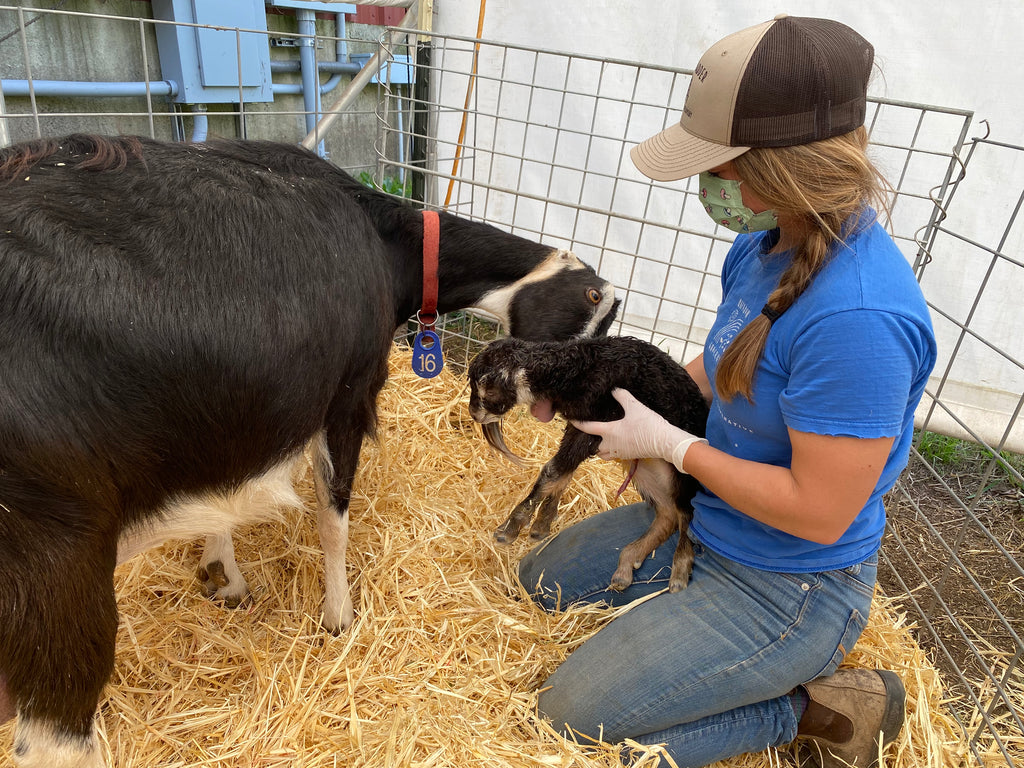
left=412, top=329, right=444, bottom=378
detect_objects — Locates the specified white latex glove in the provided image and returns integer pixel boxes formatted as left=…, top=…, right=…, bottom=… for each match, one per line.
left=572, top=388, right=707, bottom=474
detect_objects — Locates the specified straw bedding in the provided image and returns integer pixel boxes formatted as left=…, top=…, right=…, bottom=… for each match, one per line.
left=0, top=344, right=987, bottom=767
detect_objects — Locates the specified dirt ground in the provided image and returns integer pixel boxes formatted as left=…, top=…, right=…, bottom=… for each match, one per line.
left=879, top=452, right=1024, bottom=761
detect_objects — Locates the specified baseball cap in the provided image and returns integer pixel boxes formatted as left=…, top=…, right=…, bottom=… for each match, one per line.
left=631, top=15, right=874, bottom=182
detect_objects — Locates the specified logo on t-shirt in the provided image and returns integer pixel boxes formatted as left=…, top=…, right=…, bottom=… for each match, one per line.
left=709, top=299, right=751, bottom=362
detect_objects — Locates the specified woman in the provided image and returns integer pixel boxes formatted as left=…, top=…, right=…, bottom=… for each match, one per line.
left=517, top=15, right=936, bottom=768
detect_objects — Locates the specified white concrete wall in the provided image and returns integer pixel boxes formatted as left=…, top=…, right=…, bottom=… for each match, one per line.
left=434, top=1, right=1022, bottom=146
left=431, top=1, right=1024, bottom=452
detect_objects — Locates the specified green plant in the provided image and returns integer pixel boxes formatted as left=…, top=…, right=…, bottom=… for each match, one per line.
left=915, top=430, right=967, bottom=465
left=915, top=429, right=1024, bottom=492
left=358, top=170, right=411, bottom=198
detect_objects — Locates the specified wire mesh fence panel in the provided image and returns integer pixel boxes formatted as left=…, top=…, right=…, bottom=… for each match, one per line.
left=377, top=29, right=977, bottom=365
left=375, top=29, right=1022, bottom=768
left=883, top=135, right=1024, bottom=768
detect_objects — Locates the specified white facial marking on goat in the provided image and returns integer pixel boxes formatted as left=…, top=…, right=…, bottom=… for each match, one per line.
left=580, top=288, right=618, bottom=337
left=116, top=452, right=306, bottom=565
left=472, top=249, right=588, bottom=326
left=13, top=718, right=104, bottom=768
left=513, top=368, right=533, bottom=407
left=470, top=379, right=495, bottom=422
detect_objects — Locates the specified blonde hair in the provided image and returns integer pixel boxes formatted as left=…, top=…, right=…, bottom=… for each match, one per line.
left=714, top=126, right=893, bottom=402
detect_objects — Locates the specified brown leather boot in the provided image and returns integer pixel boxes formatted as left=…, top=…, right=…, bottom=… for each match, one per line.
left=795, top=669, right=905, bottom=767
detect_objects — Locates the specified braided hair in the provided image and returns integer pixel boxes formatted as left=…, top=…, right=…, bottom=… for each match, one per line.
left=714, top=126, right=893, bottom=402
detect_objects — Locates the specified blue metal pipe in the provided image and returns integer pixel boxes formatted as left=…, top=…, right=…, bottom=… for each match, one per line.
left=295, top=9, right=320, bottom=136
left=321, top=12, right=349, bottom=98
left=190, top=105, right=208, bottom=142
left=270, top=60, right=359, bottom=97
left=1, top=79, right=178, bottom=98
left=270, top=61, right=361, bottom=75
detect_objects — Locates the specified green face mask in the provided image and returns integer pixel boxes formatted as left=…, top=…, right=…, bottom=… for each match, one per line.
left=698, top=172, right=779, bottom=234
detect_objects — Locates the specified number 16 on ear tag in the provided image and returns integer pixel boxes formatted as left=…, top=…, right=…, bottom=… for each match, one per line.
left=412, top=329, right=444, bottom=378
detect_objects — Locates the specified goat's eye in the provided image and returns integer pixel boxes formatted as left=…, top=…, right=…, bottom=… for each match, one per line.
left=485, top=399, right=511, bottom=415
left=586, top=288, right=602, bottom=304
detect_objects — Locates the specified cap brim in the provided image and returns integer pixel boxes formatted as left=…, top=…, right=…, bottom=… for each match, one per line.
left=630, top=122, right=750, bottom=182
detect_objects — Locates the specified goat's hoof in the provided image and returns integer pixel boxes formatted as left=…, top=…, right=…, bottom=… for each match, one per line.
left=609, top=569, right=634, bottom=592
left=669, top=557, right=694, bottom=592
left=197, top=561, right=249, bottom=608
left=528, top=524, right=552, bottom=540
left=668, top=575, right=691, bottom=593
left=494, top=522, right=523, bottom=544
left=322, top=597, right=355, bottom=635
left=322, top=613, right=354, bottom=636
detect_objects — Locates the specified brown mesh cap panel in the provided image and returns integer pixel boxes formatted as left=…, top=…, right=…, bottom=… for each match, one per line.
left=630, top=16, right=874, bottom=181
left=731, top=17, right=873, bottom=147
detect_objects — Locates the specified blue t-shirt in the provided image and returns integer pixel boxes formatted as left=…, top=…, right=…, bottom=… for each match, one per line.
left=693, top=218, right=936, bottom=572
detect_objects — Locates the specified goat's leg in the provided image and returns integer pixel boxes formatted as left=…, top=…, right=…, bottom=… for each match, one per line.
left=610, top=460, right=689, bottom=591
left=495, top=479, right=570, bottom=543
left=527, top=493, right=565, bottom=540
left=495, top=427, right=593, bottom=543
left=194, top=457, right=306, bottom=607
left=667, top=502, right=696, bottom=593
left=116, top=504, right=250, bottom=606
left=3, top=535, right=117, bottom=768
left=495, top=463, right=570, bottom=543
left=610, top=504, right=679, bottom=591
left=320, top=399, right=376, bottom=633
left=611, top=504, right=695, bottom=592
left=494, top=497, right=537, bottom=543
left=317, top=501, right=353, bottom=633
left=197, top=533, right=249, bottom=607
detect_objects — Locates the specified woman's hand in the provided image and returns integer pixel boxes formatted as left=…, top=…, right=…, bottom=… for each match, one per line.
left=572, top=388, right=706, bottom=472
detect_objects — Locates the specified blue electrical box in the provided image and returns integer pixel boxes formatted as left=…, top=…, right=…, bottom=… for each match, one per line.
left=152, top=0, right=275, bottom=104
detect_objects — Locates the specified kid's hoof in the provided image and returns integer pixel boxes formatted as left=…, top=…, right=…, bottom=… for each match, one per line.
left=493, top=525, right=517, bottom=544
left=668, top=573, right=691, bottom=592
left=609, top=567, right=634, bottom=592
left=494, top=517, right=526, bottom=543
left=528, top=522, right=553, bottom=540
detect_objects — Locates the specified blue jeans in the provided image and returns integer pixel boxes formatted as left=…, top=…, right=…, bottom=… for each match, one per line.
left=518, top=503, right=877, bottom=768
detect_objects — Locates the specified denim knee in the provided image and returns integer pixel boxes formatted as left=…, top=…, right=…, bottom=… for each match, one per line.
left=516, top=503, right=668, bottom=611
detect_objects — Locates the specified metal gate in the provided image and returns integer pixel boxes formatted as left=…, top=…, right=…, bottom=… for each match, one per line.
left=370, top=28, right=1023, bottom=768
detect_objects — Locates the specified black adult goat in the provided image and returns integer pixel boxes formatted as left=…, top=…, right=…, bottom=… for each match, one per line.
left=0, top=134, right=617, bottom=768
left=468, top=335, right=709, bottom=593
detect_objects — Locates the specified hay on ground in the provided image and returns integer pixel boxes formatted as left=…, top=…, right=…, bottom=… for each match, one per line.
left=0, top=344, right=981, bottom=767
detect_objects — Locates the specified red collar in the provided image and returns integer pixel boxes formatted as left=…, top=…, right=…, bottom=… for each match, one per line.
left=418, top=209, right=440, bottom=331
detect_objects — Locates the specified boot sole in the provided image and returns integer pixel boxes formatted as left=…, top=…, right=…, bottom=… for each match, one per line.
left=876, top=669, right=907, bottom=750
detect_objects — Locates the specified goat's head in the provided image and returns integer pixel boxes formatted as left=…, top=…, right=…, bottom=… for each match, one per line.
left=467, top=337, right=535, bottom=465
left=473, top=250, right=619, bottom=341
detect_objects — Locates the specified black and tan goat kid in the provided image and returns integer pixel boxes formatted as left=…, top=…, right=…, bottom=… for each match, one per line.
left=468, top=335, right=709, bottom=594
left=0, top=133, right=617, bottom=768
